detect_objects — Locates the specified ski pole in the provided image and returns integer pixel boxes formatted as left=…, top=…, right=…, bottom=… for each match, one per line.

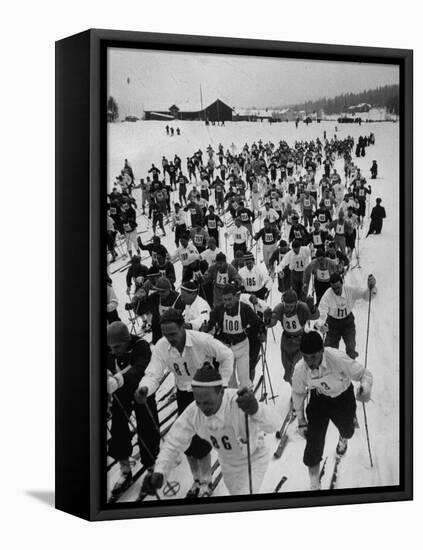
left=260, top=343, right=278, bottom=402
left=244, top=413, right=253, bottom=494
left=362, top=287, right=374, bottom=468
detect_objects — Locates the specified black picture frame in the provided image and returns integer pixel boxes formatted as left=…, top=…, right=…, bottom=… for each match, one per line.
left=55, top=28, right=413, bottom=521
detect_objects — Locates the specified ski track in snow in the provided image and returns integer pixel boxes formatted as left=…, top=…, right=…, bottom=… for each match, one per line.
left=107, top=120, right=399, bottom=501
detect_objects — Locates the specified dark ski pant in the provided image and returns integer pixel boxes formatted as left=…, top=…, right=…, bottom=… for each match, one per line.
left=281, top=332, right=302, bottom=384
left=303, top=210, right=313, bottom=228
left=233, top=242, right=247, bottom=255
left=107, top=230, right=117, bottom=252
left=109, top=389, right=160, bottom=469
left=303, top=384, right=356, bottom=467
left=176, top=390, right=212, bottom=459
left=325, top=313, right=358, bottom=359
left=367, top=219, right=383, bottom=236
left=208, top=229, right=219, bottom=247
left=314, top=280, right=330, bottom=306
left=175, top=223, right=187, bottom=246
left=291, top=270, right=305, bottom=300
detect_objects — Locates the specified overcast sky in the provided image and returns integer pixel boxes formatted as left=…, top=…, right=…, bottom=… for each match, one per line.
left=108, top=47, right=399, bottom=116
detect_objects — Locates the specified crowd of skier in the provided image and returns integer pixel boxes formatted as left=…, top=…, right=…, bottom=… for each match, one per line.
left=106, top=127, right=386, bottom=501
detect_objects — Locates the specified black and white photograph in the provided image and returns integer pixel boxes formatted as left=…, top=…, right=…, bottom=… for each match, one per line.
left=105, top=44, right=402, bottom=506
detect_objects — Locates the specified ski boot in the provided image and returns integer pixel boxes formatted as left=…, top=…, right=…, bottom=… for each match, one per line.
left=198, top=481, right=213, bottom=498
left=309, top=464, right=321, bottom=491
left=186, top=479, right=213, bottom=498
left=186, top=479, right=201, bottom=498
left=111, top=470, right=132, bottom=499
left=336, top=436, right=348, bottom=456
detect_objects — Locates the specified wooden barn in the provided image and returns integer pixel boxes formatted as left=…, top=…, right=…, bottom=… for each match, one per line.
left=143, top=98, right=233, bottom=122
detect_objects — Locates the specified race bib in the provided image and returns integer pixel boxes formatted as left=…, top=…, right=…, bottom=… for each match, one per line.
left=216, top=272, right=229, bottom=286
left=264, top=233, right=274, bottom=243
left=208, top=219, right=217, bottom=229
left=294, top=259, right=304, bottom=271
left=304, top=199, right=311, bottom=208
left=313, top=234, right=322, bottom=245
left=282, top=314, right=301, bottom=333
left=223, top=316, right=242, bottom=334
left=245, top=276, right=256, bottom=288
left=316, top=268, right=330, bottom=281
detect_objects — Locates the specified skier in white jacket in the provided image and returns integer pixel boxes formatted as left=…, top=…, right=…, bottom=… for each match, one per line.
left=141, top=364, right=282, bottom=496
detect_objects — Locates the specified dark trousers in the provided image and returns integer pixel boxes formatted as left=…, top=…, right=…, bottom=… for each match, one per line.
left=175, top=223, right=187, bottom=246
left=208, top=229, right=219, bottom=247
left=367, top=219, right=383, bottom=235
left=109, top=389, right=160, bottom=469
left=303, top=210, right=313, bottom=228
left=233, top=242, right=247, bottom=255
left=314, top=280, right=330, bottom=305
left=107, top=230, right=116, bottom=251
left=303, top=384, right=356, bottom=467
left=281, top=332, right=302, bottom=384
left=291, top=270, right=305, bottom=300
left=325, top=313, right=357, bottom=359
left=176, top=390, right=212, bottom=459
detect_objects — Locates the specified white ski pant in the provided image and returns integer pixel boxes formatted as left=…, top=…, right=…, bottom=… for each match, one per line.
left=263, top=243, right=278, bottom=269
left=221, top=445, right=269, bottom=495
left=125, top=230, right=138, bottom=254
left=228, top=339, right=251, bottom=389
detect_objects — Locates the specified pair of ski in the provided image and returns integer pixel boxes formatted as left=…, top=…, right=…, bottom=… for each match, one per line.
left=273, top=403, right=296, bottom=459
left=318, top=453, right=343, bottom=490
left=272, top=404, right=296, bottom=492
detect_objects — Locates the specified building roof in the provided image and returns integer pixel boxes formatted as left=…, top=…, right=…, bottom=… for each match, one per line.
left=234, top=108, right=272, bottom=117
left=144, top=97, right=234, bottom=114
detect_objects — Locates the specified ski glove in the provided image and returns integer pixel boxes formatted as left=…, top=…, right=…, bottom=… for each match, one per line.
left=142, top=472, right=164, bottom=495
left=257, top=331, right=267, bottom=344
left=367, top=274, right=376, bottom=289
left=314, top=319, right=328, bottom=335
left=356, top=384, right=371, bottom=403
left=236, top=387, right=259, bottom=416
left=134, top=386, right=149, bottom=405
left=263, top=307, right=273, bottom=326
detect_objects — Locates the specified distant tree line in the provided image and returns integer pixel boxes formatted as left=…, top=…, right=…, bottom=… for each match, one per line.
left=282, top=84, right=399, bottom=115
left=107, top=96, right=119, bottom=122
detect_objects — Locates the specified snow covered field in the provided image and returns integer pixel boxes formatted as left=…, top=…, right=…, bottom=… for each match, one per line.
left=107, top=119, right=399, bottom=501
